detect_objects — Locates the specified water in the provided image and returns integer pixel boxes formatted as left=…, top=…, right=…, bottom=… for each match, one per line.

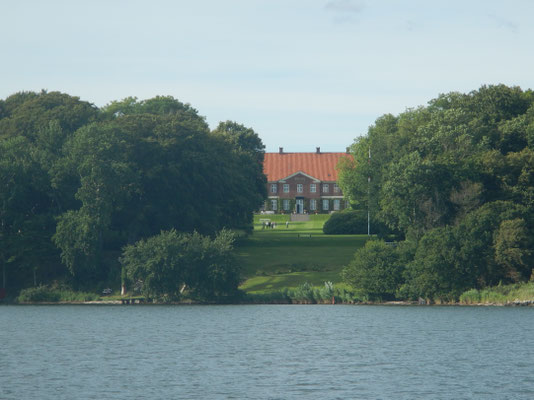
left=1, top=305, right=533, bottom=399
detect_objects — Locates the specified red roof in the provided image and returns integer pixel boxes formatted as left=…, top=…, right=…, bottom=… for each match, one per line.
left=263, top=152, right=352, bottom=182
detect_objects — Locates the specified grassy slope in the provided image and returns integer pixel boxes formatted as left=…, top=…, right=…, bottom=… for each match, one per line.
left=236, top=214, right=368, bottom=293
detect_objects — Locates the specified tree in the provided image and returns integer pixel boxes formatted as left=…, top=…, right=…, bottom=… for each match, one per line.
left=212, top=121, right=267, bottom=231
left=494, top=218, right=533, bottom=282
left=342, top=240, right=404, bottom=300
left=120, top=229, right=240, bottom=301
left=0, top=137, right=59, bottom=290
left=0, top=90, right=97, bottom=141
left=401, top=226, right=472, bottom=302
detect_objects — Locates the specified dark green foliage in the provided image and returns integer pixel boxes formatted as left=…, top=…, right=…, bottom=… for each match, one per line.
left=0, top=90, right=98, bottom=141
left=340, top=85, right=534, bottom=301
left=120, top=229, right=240, bottom=301
left=0, top=91, right=265, bottom=295
left=323, top=209, right=368, bottom=234
left=17, top=285, right=98, bottom=303
left=323, top=209, right=391, bottom=235
left=342, top=240, right=405, bottom=300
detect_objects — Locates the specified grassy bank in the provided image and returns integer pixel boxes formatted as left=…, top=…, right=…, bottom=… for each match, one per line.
left=459, top=282, right=534, bottom=305
left=236, top=214, right=368, bottom=294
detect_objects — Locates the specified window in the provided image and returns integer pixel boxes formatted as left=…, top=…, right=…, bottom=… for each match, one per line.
left=310, top=199, right=316, bottom=211
left=283, top=199, right=290, bottom=211
left=333, top=199, right=340, bottom=211
left=283, top=184, right=289, bottom=193
left=310, top=183, right=316, bottom=193
left=322, top=184, right=329, bottom=193
left=270, top=184, right=277, bottom=193
left=322, top=199, right=329, bottom=211
left=297, top=184, right=303, bottom=193
left=271, top=199, right=277, bottom=210
left=333, top=184, right=340, bottom=193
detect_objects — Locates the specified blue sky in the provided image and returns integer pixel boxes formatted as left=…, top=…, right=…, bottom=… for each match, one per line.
left=1, top=0, right=533, bottom=152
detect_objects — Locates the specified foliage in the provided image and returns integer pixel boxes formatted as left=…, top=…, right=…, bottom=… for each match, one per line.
left=459, top=281, right=534, bottom=305
left=120, top=229, right=240, bottom=301
left=0, top=91, right=266, bottom=295
left=322, top=208, right=392, bottom=235
left=340, top=84, right=534, bottom=301
left=323, top=209, right=368, bottom=234
left=244, top=282, right=367, bottom=304
left=17, top=285, right=98, bottom=303
left=342, top=240, right=405, bottom=300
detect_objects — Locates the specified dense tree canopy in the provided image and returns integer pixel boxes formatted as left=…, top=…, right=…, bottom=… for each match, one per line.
left=121, top=229, right=240, bottom=301
left=0, top=91, right=266, bottom=295
left=340, top=85, right=534, bottom=301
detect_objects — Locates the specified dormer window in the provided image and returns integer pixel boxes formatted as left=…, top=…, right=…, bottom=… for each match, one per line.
left=323, top=184, right=329, bottom=193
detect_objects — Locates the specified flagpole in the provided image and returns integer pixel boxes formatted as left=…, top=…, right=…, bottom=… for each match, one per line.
left=368, top=146, right=371, bottom=236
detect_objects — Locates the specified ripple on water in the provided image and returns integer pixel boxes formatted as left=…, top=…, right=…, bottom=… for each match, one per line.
left=1, top=305, right=534, bottom=399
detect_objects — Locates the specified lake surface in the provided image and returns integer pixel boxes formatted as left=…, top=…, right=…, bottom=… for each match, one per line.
left=1, top=305, right=533, bottom=399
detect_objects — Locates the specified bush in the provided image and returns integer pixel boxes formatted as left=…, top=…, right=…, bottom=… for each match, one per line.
left=323, top=209, right=368, bottom=234
left=323, top=209, right=392, bottom=235
left=342, top=240, right=404, bottom=300
left=121, top=229, right=240, bottom=302
left=17, top=285, right=99, bottom=303
left=289, top=282, right=316, bottom=304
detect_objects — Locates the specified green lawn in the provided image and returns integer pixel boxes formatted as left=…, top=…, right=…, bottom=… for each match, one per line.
left=236, top=214, right=369, bottom=293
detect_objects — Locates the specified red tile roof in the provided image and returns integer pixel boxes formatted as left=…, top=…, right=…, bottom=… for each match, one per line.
left=263, top=152, right=352, bottom=182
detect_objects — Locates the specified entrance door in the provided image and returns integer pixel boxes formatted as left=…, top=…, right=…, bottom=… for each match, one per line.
left=296, top=199, right=304, bottom=214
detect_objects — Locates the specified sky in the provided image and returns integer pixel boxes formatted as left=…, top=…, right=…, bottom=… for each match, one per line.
left=1, top=0, right=533, bottom=152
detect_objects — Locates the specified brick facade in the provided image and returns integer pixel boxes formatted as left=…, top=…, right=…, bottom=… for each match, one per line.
left=263, top=148, right=351, bottom=214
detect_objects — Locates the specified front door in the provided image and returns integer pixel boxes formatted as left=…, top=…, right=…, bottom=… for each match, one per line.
left=296, top=199, right=304, bottom=214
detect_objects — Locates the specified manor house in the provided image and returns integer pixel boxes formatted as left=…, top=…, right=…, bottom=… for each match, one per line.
left=262, top=147, right=351, bottom=214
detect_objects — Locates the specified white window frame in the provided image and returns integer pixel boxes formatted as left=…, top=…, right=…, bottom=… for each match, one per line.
left=333, top=184, right=340, bottom=193
left=283, top=199, right=290, bottom=211
left=333, top=199, right=340, bottom=211
left=270, top=184, right=277, bottom=193
left=322, top=199, right=329, bottom=211
left=323, top=184, right=329, bottom=193
left=283, top=184, right=290, bottom=193
left=271, top=199, right=277, bottom=210
left=297, top=184, right=303, bottom=193
left=310, top=183, right=316, bottom=193
left=310, top=199, right=316, bottom=211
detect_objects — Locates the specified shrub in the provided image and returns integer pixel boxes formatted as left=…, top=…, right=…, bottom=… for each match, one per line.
left=121, top=229, right=240, bottom=302
left=323, top=209, right=368, bottom=234
left=323, top=209, right=392, bottom=235
left=342, top=240, right=404, bottom=300
left=17, top=286, right=61, bottom=302
left=17, top=285, right=99, bottom=303
left=288, top=282, right=316, bottom=304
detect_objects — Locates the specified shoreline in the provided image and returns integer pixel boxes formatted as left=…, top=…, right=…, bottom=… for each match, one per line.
left=4, top=299, right=533, bottom=306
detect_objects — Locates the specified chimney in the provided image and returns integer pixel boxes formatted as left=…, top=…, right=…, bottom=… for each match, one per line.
left=279, top=147, right=283, bottom=154
left=316, top=147, right=320, bottom=154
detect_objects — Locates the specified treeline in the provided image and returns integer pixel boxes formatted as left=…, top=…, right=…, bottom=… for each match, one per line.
left=0, top=91, right=266, bottom=298
left=339, top=85, right=534, bottom=302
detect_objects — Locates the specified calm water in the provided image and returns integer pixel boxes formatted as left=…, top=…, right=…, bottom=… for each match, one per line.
left=1, top=305, right=533, bottom=400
